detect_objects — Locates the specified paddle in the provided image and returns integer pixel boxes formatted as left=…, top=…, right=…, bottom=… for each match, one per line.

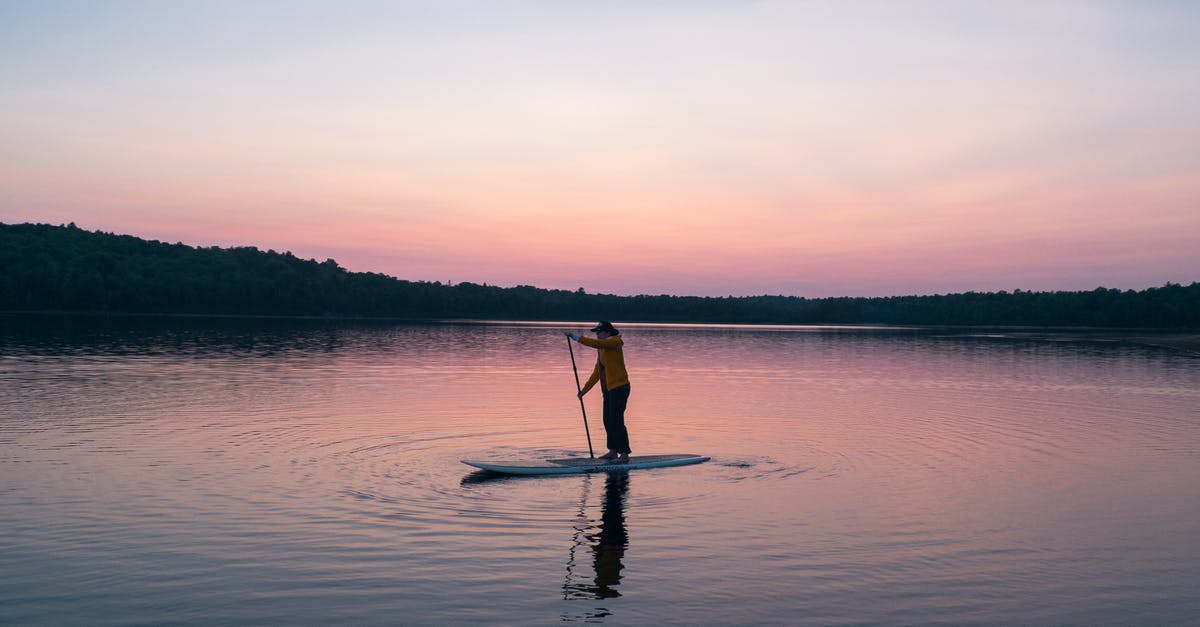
left=566, top=334, right=596, bottom=458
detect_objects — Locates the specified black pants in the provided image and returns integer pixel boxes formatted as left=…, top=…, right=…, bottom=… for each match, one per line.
left=602, top=384, right=631, bottom=455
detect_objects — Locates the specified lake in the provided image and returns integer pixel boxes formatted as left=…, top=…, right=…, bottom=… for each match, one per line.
left=1, top=317, right=1198, bottom=625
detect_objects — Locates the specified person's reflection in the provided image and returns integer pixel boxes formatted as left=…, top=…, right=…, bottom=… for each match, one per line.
left=592, top=472, right=629, bottom=597
left=563, top=472, right=630, bottom=601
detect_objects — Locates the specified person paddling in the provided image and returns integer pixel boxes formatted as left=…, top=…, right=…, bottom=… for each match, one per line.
left=566, top=321, right=632, bottom=463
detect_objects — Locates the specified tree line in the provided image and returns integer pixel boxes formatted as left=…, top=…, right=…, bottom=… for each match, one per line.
left=2, top=222, right=1197, bottom=328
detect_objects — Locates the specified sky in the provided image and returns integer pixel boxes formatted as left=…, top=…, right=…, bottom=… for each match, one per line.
left=1, top=1, right=1197, bottom=297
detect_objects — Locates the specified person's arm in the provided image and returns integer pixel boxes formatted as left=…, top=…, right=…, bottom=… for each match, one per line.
left=579, top=362, right=600, bottom=395
left=578, top=336, right=621, bottom=349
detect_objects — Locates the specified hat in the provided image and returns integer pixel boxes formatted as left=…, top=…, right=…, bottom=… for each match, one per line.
left=590, top=321, right=618, bottom=334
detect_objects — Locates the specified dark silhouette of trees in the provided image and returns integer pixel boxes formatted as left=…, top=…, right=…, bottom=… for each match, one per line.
left=1, top=222, right=1196, bottom=328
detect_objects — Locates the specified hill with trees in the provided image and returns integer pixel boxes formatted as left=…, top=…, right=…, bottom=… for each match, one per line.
left=2, top=222, right=1197, bottom=328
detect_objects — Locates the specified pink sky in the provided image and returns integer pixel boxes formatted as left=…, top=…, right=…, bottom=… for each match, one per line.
left=2, top=2, right=1197, bottom=297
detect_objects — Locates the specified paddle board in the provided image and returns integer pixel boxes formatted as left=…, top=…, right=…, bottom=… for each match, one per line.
left=462, top=453, right=710, bottom=476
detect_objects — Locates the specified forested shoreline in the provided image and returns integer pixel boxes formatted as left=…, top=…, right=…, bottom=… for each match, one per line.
left=2, top=222, right=1197, bottom=328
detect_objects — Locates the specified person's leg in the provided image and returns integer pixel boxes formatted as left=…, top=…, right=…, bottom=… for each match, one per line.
left=598, top=390, right=618, bottom=459
left=603, top=385, right=631, bottom=457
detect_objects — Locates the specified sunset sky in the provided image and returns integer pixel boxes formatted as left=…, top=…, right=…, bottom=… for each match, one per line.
left=2, top=1, right=1197, bottom=297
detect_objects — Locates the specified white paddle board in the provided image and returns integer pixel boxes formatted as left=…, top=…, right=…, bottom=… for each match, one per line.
left=462, top=453, right=710, bottom=476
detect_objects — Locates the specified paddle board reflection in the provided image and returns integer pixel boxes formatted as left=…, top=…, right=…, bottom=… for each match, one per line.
left=563, top=472, right=630, bottom=601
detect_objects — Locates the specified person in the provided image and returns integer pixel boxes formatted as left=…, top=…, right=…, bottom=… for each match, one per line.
left=566, top=321, right=632, bottom=462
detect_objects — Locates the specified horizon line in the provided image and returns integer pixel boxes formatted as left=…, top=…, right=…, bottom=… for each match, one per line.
left=6, top=220, right=1195, bottom=301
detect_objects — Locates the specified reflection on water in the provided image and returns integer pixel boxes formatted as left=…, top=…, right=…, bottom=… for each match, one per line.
left=563, top=473, right=630, bottom=603
left=2, top=314, right=1199, bottom=625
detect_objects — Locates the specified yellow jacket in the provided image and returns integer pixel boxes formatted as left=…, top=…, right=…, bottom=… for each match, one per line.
left=579, top=335, right=630, bottom=394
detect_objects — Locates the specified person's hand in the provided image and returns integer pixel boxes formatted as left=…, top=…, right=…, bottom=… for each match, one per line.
left=578, top=390, right=586, bottom=399
left=565, top=332, right=581, bottom=341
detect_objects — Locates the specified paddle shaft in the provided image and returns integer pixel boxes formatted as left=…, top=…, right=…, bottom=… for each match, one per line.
left=566, top=335, right=595, bottom=458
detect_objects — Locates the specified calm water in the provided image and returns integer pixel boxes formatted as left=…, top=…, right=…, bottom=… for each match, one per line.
left=2, top=317, right=1198, bottom=625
